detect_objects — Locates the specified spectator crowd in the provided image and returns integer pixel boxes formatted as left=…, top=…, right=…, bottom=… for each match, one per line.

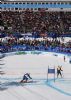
left=0, top=10, right=71, bottom=53
left=0, top=36, right=71, bottom=53
left=0, top=10, right=71, bottom=34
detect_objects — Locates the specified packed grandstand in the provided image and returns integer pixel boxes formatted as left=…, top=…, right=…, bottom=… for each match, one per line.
left=0, top=0, right=71, bottom=53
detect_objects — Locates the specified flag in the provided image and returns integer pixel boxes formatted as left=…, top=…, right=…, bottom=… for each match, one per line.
left=47, top=67, right=55, bottom=82
left=48, top=68, right=55, bottom=74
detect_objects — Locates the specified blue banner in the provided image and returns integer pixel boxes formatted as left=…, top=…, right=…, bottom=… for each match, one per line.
left=48, top=68, right=55, bottom=74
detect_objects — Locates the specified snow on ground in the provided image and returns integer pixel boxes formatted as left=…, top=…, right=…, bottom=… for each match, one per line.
left=0, top=51, right=71, bottom=100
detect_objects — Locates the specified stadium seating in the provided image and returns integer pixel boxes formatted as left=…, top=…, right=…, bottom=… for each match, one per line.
left=0, top=11, right=71, bottom=35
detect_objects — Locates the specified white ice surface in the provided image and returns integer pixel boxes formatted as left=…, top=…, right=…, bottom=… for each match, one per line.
left=0, top=52, right=71, bottom=100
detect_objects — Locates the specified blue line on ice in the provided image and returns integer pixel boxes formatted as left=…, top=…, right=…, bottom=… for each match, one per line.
left=0, top=77, right=46, bottom=86
left=0, top=77, right=71, bottom=96
left=0, top=77, right=46, bottom=80
left=46, top=79, right=71, bottom=96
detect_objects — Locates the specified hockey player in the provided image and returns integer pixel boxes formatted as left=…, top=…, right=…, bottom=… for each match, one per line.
left=20, top=73, right=32, bottom=83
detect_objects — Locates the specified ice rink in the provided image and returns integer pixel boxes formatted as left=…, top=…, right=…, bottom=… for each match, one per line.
left=0, top=51, right=71, bottom=100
